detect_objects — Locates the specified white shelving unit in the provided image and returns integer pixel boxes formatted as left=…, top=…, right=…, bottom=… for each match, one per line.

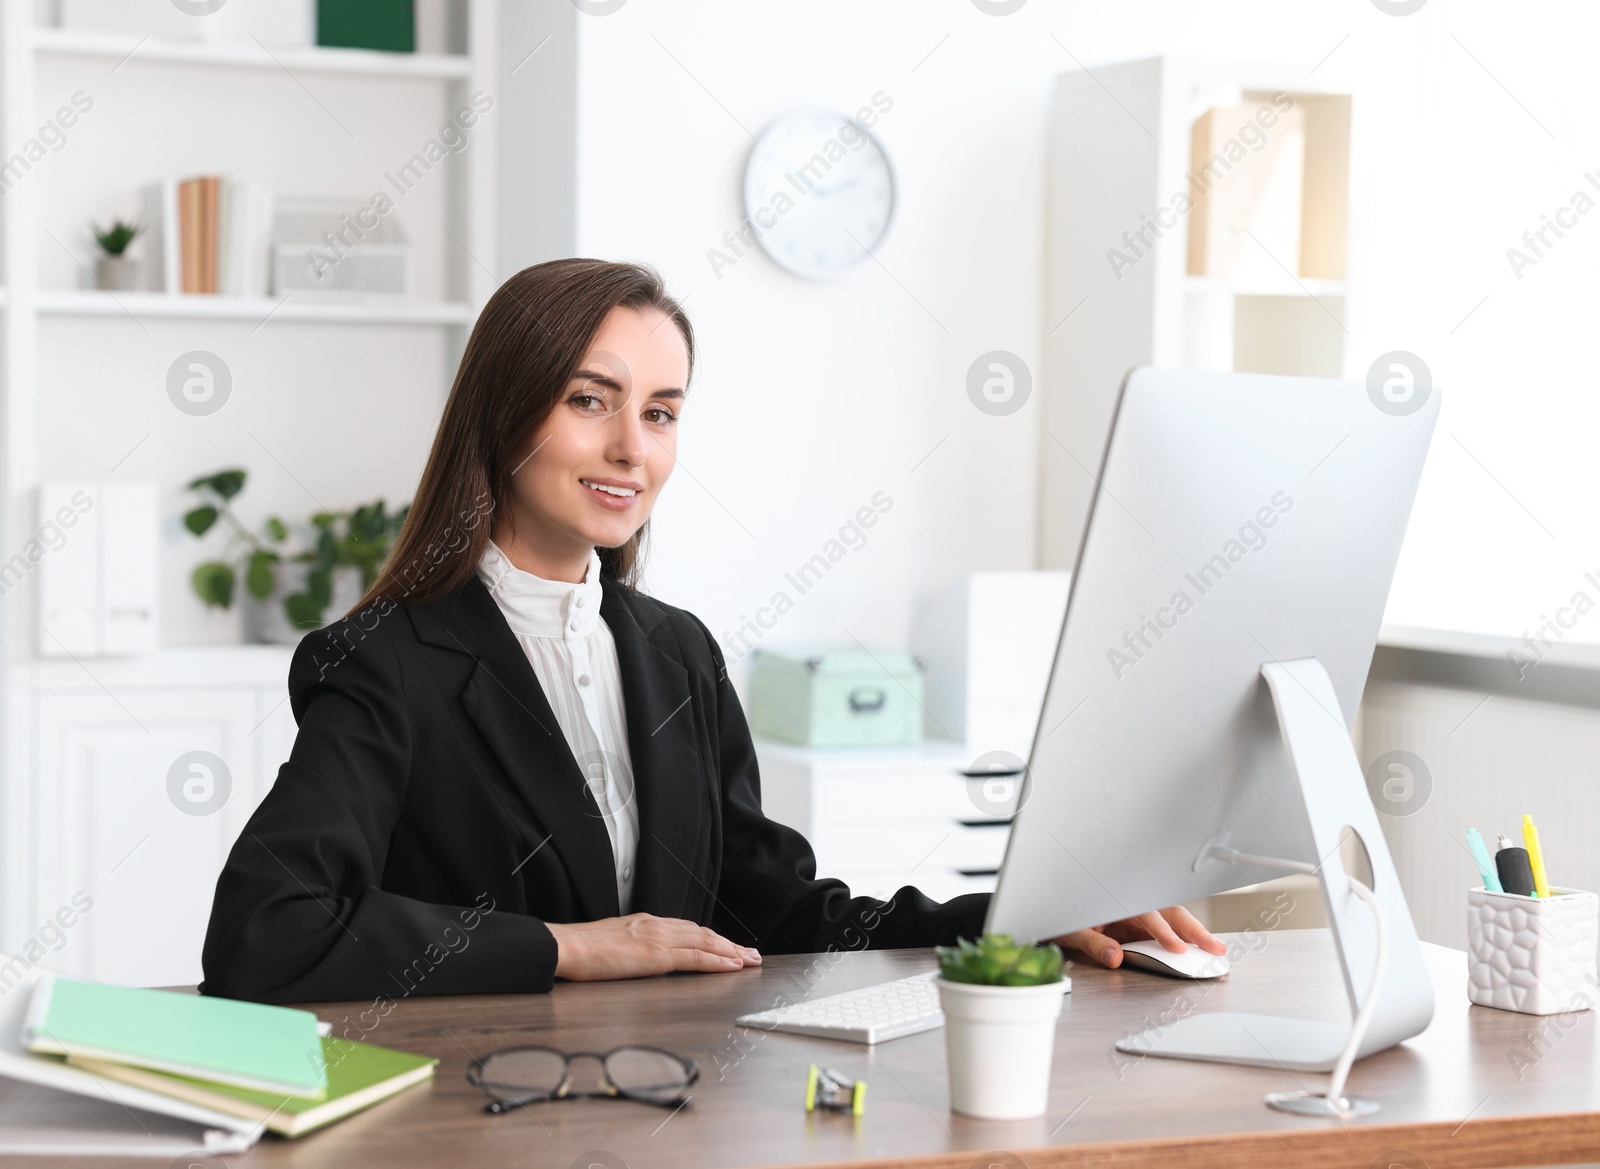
left=0, top=0, right=501, bottom=983
left=32, top=26, right=473, bottom=78
left=1039, top=56, right=1357, bottom=570
left=35, top=288, right=473, bottom=324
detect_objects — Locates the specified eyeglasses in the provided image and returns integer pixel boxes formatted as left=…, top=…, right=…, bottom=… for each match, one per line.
left=466, top=1044, right=699, bottom=1113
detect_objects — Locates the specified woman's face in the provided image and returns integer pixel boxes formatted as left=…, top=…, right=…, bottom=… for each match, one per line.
left=500, top=304, right=689, bottom=580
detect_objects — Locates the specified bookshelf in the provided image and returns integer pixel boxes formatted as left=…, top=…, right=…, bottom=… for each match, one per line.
left=1039, top=56, right=1357, bottom=571
left=32, top=26, right=473, bottom=78
left=0, top=0, right=504, bottom=981
left=36, top=288, right=474, bottom=324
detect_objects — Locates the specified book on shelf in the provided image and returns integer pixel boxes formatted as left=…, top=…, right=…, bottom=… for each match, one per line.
left=1186, top=101, right=1307, bottom=286
left=140, top=175, right=275, bottom=297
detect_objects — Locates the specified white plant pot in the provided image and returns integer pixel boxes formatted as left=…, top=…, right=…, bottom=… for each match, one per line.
left=937, top=976, right=1066, bottom=1119
left=244, top=562, right=364, bottom=646
left=95, top=255, right=140, bottom=291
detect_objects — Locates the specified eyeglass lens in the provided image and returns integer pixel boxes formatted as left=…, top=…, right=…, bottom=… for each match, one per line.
left=603, top=1047, right=692, bottom=1096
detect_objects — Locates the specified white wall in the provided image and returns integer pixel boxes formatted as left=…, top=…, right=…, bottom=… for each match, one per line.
left=569, top=3, right=1061, bottom=696
left=564, top=0, right=1600, bottom=700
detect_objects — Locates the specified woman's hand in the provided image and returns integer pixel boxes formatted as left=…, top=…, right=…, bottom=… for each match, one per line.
left=545, top=913, right=762, bottom=981
left=1046, top=905, right=1225, bottom=969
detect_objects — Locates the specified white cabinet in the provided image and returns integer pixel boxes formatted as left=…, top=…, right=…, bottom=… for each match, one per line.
left=753, top=738, right=1017, bottom=906
left=6, top=648, right=296, bottom=986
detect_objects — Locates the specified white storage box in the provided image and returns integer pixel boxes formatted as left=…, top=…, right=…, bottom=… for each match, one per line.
left=270, top=200, right=411, bottom=300
left=1466, top=886, right=1598, bottom=1016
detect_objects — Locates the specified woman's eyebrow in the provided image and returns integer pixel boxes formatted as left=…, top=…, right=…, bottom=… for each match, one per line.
left=571, top=368, right=625, bottom=392
left=569, top=370, right=684, bottom=400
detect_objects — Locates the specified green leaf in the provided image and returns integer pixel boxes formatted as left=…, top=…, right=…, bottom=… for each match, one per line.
left=298, top=566, right=329, bottom=612
left=265, top=516, right=288, bottom=542
left=191, top=562, right=234, bottom=608
left=283, top=591, right=324, bottom=631
left=314, top=526, right=339, bottom=567
left=183, top=505, right=219, bottom=537
left=245, top=550, right=279, bottom=599
left=936, top=933, right=1064, bottom=986
left=92, top=218, right=142, bottom=256
left=209, top=469, right=247, bottom=500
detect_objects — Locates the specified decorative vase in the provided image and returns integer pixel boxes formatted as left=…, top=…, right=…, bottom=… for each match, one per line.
left=244, top=562, right=364, bottom=646
left=95, top=255, right=140, bottom=291
left=936, top=977, right=1066, bottom=1119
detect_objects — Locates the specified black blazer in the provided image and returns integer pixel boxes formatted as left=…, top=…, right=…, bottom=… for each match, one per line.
left=200, top=566, right=989, bottom=1003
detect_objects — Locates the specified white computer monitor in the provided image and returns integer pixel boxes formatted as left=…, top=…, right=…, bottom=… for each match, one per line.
left=985, top=365, right=1439, bottom=1078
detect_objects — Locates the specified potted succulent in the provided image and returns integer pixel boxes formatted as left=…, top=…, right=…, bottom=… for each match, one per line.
left=183, top=468, right=409, bottom=644
left=934, top=934, right=1070, bottom=1119
left=92, top=218, right=143, bottom=291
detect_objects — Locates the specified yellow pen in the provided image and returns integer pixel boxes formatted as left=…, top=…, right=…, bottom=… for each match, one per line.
left=1522, top=814, right=1551, bottom=898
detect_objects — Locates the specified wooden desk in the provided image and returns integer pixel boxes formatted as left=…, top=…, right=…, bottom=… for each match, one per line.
left=54, top=931, right=1600, bottom=1168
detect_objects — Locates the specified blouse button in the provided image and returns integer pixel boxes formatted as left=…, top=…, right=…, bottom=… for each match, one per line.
left=569, top=622, right=579, bottom=633
left=622, top=865, right=632, bottom=880
left=575, top=594, right=587, bottom=608
left=578, top=674, right=591, bottom=687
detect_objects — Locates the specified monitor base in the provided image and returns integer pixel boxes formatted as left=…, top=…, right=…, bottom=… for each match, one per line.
left=1117, top=659, right=1434, bottom=1087
left=1117, top=1010, right=1347, bottom=1072
left=1264, top=1089, right=1381, bottom=1119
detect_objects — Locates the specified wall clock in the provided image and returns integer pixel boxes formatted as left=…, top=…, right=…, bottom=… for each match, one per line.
left=742, top=110, right=896, bottom=280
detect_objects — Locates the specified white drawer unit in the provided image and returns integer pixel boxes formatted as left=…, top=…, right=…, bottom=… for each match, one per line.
left=753, top=737, right=1018, bottom=908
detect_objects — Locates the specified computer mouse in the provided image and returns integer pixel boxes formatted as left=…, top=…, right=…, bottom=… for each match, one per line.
left=1116, top=940, right=1231, bottom=979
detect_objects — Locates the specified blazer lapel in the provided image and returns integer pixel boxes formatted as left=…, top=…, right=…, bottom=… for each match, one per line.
left=407, top=570, right=710, bottom=924
left=599, top=574, right=707, bottom=921
left=409, top=578, right=621, bottom=920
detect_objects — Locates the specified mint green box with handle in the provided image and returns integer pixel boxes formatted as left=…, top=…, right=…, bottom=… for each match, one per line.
left=749, top=647, right=923, bottom=746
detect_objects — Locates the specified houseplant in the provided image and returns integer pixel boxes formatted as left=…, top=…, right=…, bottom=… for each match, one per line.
left=92, top=218, right=142, bottom=291
left=934, top=934, right=1070, bottom=1119
left=183, top=468, right=409, bottom=643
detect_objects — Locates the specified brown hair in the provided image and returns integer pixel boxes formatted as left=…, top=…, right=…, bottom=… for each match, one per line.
left=351, top=258, right=694, bottom=613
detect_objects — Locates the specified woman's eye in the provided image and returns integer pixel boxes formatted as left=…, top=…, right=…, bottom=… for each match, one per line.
left=645, top=408, right=676, bottom=425
left=571, top=392, right=602, bottom=409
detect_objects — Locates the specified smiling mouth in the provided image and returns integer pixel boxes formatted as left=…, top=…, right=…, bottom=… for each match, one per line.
left=580, top=479, right=639, bottom=499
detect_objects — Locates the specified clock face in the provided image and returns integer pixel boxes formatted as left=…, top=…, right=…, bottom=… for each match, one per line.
left=743, top=110, right=895, bottom=280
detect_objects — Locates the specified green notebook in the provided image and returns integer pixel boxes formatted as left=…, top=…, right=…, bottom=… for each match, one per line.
left=23, top=976, right=327, bottom=1098
left=71, top=1038, right=437, bottom=1137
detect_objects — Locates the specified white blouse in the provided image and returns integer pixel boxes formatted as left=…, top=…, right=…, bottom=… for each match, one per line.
left=476, top=539, right=639, bottom=915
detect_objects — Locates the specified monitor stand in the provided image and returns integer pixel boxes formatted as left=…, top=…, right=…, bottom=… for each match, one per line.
left=1115, top=658, right=1435, bottom=1075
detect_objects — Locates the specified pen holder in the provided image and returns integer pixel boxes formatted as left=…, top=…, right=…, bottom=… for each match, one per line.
left=1466, top=886, right=1599, bottom=1016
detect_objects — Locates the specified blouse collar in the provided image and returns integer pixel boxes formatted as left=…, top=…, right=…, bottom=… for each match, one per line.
left=477, top=540, right=604, bottom=641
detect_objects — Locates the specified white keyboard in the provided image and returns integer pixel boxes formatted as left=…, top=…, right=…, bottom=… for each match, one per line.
left=734, top=972, right=947, bottom=1045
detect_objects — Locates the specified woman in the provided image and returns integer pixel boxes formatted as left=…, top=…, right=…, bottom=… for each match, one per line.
left=200, top=259, right=1223, bottom=1003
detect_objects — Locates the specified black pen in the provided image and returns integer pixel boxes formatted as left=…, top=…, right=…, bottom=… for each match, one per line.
left=1495, top=834, right=1537, bottom=897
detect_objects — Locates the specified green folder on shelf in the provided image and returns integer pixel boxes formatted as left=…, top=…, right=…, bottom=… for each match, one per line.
left=71, top=1038, right=438, bottom=1138
left=317, top=0, right=416, bottom=53
left=22, top=976, right=327, bottom=1099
